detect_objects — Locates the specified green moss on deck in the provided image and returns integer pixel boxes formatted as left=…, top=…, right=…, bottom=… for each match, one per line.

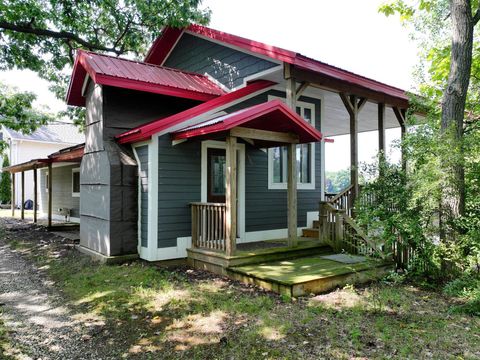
left=230, top=256, right=385, bottom=285
left=234, top=238, right=324, bottom=258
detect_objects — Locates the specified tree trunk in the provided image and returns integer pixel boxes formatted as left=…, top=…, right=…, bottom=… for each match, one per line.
left=439, top=0, right=473, bottom=243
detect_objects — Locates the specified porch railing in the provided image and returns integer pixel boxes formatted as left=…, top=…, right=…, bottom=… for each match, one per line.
left=326, top=184, right=355, bottom=217
left=190, top=202, right=226, bottom=252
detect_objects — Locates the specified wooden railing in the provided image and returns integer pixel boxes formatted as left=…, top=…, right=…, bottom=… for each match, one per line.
left=191, top=202, right=226, bottom=252
left=326, top=184, right=355, bottom=217
left=319, top=201, right=383, bottom=258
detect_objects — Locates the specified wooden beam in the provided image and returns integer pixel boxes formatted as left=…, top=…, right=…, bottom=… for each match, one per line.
left=378, top=103, right=386, bottom=153
left=21, top=171, right=25, bottom=220
left=287, top=143, right=297, bottom=246
left=296, top=81, right=309, bottom=100
left=393, top=107, right=407, bottom=171
left=48, top=163, right=53, bottom=228
left=33, top=168, right=38, bottom=223
left=290, top=66, right=410, bottom=108
left=11, top=172, right=15, bottom=217
left=284, top=63, right=297, bottom=110
left=230, top=127, right=299, bottom=144
left=225, top=136, right=237, bottom=256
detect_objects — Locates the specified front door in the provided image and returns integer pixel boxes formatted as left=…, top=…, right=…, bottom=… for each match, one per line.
left=207, top=148, right=226, bottom=203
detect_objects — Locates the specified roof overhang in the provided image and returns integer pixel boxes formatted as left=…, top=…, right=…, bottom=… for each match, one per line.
left=116, top=80, right=276, bottom=144
left=66, top=50, right=224, bottom=107
left=145, top=25, right=410, bottom=109
left=172, top=100, right=322, bottom=147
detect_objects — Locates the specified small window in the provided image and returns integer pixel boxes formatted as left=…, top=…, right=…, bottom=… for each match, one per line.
left=72, top=169, right=80, bottom=197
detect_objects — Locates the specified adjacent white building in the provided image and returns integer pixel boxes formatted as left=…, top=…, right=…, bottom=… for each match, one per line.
left=0, top=123, right=84, bottom=207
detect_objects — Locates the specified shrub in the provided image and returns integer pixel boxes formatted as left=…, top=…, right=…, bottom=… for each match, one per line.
left=0, top=155, right=11, bottom=204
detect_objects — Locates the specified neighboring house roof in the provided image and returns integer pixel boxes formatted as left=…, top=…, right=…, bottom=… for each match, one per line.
left=3, top=123, right=84, bottom=145
left=145, top=25, right=409, bottom=107
left=172, top=99, right=322, bottom=146
left=116, top=80, right=276, bottom=144
left=66, top=50, right=226, bottom=106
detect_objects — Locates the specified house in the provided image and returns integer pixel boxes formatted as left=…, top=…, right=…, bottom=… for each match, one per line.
left=0, top=124, right=84, bottom=217
left=3, top=25, right=416, bottom=295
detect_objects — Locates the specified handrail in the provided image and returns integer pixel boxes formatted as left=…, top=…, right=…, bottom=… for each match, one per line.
left=190, top=202, right=226, bottom=252
left=327, top=184, right=354, bottom=204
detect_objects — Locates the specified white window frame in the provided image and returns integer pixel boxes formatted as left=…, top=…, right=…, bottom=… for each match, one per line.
left=72, top=168, right=80, bottom=197
left=267, top=95, right=316, bottom=190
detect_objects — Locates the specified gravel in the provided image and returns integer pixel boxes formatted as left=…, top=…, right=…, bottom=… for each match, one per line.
left=0, top=221, right=111, bottom=360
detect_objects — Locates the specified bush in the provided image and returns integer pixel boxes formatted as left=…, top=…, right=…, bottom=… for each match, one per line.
left=443, top=274, right=480, bottom=316
left=0, top=155, right=11, bottom=204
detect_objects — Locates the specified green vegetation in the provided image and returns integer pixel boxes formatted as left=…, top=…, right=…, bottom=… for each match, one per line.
left=0, top=156, right=10, bottom=204
left=325, top=169, right=350, bottom=193
left=3, top=231, right=479, bottom=359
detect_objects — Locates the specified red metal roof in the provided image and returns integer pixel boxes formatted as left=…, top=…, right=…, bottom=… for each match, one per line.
left=172, top=99, right=322, bottom=146
left=66, top=50, right=225, bottom=106
left=115, top=80, right=276, bottom=144
left=145, top=25, right=409, bottom=107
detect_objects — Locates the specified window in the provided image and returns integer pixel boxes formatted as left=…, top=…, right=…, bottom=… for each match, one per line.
left=268, top=96, right=317, bottom=190
left=72, top=168, right=80, bottom=197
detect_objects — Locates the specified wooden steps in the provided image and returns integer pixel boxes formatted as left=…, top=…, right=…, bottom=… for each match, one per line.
left=228, top=256, right=392, bottom=297
left=302, top=220, right=320, bottom=238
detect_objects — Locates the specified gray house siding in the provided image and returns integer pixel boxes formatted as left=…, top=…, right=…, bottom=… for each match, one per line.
left=157, top=135, right=201, bottom=248
left=224, top=90, right=322, bottom=232
left=164, top=33, right=278, bottom=90
left=39, top=165, right=80, bottom=218
left=136, top=145, right=149, bottom=248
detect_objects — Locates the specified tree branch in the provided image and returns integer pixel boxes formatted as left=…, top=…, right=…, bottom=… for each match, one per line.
left=0, top=21, right=125, bottom=55
left=473, top=3, right=480, bottom=25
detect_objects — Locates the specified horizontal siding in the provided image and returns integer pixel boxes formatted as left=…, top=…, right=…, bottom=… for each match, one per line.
left=136, top=145, right=149, bottom=248
left=164, top=33, right=278, bottom=90
left=157, top=135, right=201, bottom=248
left=39, top=165, right=80, bottom=218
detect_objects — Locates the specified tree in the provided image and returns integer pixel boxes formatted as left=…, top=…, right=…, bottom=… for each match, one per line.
left=380, top=0, right=480, bottom=243
left=0, top=81, right=51, bottom=152
left=0, top=0, right=211, bottom=123
left=0, top=155, right=11, bottom=204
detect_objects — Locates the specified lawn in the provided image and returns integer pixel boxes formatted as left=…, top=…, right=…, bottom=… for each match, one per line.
left=1, top=220, right=479, bottom=359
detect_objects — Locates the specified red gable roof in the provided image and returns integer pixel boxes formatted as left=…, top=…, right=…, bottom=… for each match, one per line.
left=145, top=25, right=409, bottom=107
left=116, top=80, right=276, bottom=144
left=66, top=50, right=225, bottom=107
left=172, top=100, right=322, bottom=146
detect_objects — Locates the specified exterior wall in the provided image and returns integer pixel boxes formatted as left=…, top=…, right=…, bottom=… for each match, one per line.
left=38, top=164, right=80, bottom=218
left=164, top=33, right=278, bottom=90
left=157, top=136, right=201, bottom=249
left=7, top=140, right=76, bottom=207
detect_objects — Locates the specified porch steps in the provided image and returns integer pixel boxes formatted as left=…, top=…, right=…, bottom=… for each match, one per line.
left=227, top=256, right=392, bottom=297
left=301, top=220, right=320, bottom=238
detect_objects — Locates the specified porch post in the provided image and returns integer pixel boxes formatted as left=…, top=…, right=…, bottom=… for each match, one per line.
left=11, top=172, right=15, bottom=217
left=48, top=163, right=53, bottom=228
left=33, top=168, right=38, bottom=223
left=285, top=62, right=298, bottom=246
left=225, top=135, right=237, bottom=256
left=378, top=103, right=386, bottom=176
left=393, top=107, right=407, bottom=171
left=21, top=171, right=25, bottom=220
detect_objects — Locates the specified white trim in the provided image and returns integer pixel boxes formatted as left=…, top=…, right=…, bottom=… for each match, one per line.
left=132, top=140, right=152, bottom=260
left=39, top=212, right=80, bottom=223
left=267, top=95, right=316, bottom=190
left=151, top=237, right=192, bottom=261
left=201, top=140, right=246, bottom=241
left=159, top=29, right=186, bottom=67
left=147, top=136, right=159, bottom=261
left=71, top=168, right=80, bottom=197
left=81, top=74, right=90, bottom=97
left=237, top=65, right=283, bottom=91
left=203, top=73, right=231, bottom=93
left=306, top=211, right=319, bottom=229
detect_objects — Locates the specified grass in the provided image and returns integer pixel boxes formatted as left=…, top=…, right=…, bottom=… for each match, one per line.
left=1, top=223, right=480, bottom=359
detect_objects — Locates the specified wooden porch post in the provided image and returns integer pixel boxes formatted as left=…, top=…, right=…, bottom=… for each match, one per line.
left=225, top=135, right=237, bottom=256
left=48, top=163, right=53, bottom=228
left=393, top=107, right=407, bottom=171
left=33, top=168, right=38, bottom=223
left=11, top=172, right=15, bottom=217
left=20, top=171, right=25, bottom=220
left=378, top=103, right=386, bottom=176
left=340, top=94, right=367, bottom=201
left=285, top=63, right=298, bottom=246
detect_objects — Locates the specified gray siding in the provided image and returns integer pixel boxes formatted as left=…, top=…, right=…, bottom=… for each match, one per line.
left=157, top=135, right=201, bottom=248
left=164, top=33, right=278, bottom=90
left=39, top=165, right=80, bottom=218
left=136, top=146, right=149, bottom=248
left=225, top=90, right=322, bottom=231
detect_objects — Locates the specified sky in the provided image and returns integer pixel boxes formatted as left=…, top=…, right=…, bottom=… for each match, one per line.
left=0, top=0, right=419, bottom=172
